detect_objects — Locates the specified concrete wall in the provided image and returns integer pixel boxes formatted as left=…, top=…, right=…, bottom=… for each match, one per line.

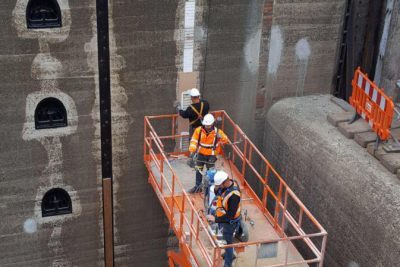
left=0, top=0, right=351, bottom=266
left=380, top=0, right=400, bottom=100
left=1, top=0, right=179, bottom=266
left=0, top=0, right=102, bottom=266
left=201, top=0, right=346, bottom=146
left=264, top=95, right=400, bottom=267
left=259, top=0, right=346, bottom=110
left=201, top=0, right=264, bottom=137
left=110, top=0, right=178, bottom=265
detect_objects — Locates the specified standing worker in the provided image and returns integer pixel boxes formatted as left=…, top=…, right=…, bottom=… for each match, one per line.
left=175, top=88, right=210, bottom=139
left=188, top=114, right=228, bottom=193
left=206, top=170, right=242, bottom=267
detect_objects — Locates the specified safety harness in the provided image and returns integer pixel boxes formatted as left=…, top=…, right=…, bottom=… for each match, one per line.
left=197, top=126, right=220, bottom=155
left=215, top=181, right=242, bottom=224
left=189, top=102, right=204, bottom=126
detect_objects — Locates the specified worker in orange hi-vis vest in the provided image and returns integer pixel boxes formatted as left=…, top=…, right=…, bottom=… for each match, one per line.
left=188, top=114, right=229, bottom=193
left=206, top=171, right=242, bottom=267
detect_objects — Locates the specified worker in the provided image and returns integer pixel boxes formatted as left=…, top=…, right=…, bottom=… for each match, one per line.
left=174, top=88, right=210, bottom=139
left=188, top=114, right=228, bottom=193
left=206, top=170, right=242, bottom=267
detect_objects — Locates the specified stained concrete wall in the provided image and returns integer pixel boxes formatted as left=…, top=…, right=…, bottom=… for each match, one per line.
left=0, top=0, right=102, bottom=266
left=380, top=0, right=400, bottom=100
left=264, top=95, right=400, bottom=267
left=201, top=0, right=264, bottom=137
left=201, top=0, right=347, bottom=146
left=110, top=0, right=179, bottom=265
left=259, top=0, right=346, bottom=108
left=0, top=0, right=353, bottom=266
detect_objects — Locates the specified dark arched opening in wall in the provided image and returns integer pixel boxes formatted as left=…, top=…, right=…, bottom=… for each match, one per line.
left=26, top=0, right=62, bottom=29
left=333, top=0, right=386, bottom=101
left=35, top=97, right=68, bottom=129
left=41, top=188, right=72, bottom=217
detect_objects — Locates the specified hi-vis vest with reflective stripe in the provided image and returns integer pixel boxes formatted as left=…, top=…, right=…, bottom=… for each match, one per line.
left=216, top=181, right=241, bottom=220
left=189, top=126, right=228, bottom=156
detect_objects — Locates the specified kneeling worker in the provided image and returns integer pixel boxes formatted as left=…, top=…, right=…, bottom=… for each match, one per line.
left=188, top=114, right=228, bottom=193
left=206, top=170, right=242, bottom=267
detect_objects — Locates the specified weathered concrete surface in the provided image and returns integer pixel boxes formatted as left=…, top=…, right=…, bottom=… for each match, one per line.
left=203, top=0, right=347, bottom=148
left=264, top=95, right=400, bottom=267
left=354, top=131, right=377, bottom=148
left=337, top=119, right=371, bottom=139
left=202, top=0, right=265, bottom=141
left=367, top=143, right=387, bottom=159
left=261, top=0, right=346, bottom=106
left=0, top=0, right=360, bottom=266
left=0, top=1, right=102, bottom=266
left=327, top=111, right=353, bottom=126
left=379, top=0, right=400, bottom=100
left=110, top=1, right=179, bottom=265
left=366, top=142, right=400, bottom=174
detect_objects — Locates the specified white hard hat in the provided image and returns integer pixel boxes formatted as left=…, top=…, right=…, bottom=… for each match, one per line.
left=202, top=114, right=215, bottom=126
left=214, top=171, right=229, bottom=186
left=190, top=88, right=201, bottom=97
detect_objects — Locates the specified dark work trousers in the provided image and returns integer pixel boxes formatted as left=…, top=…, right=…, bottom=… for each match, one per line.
left=222, top=222, right=236, bottom=267
left=189, top=125, right=196, bottom=142
left=195, top=154, right=216, bottom=186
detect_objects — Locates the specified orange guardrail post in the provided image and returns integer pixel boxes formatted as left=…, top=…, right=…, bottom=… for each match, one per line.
left=350, top=67, right=394, bottom=140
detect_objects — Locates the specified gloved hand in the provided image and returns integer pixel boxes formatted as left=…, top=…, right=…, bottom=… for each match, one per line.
left=173, top=100, right=181, bottom=111
left=206, top=214, right=215, bottom=222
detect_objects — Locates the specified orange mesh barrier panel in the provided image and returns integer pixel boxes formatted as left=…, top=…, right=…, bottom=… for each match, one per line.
left=350, top=67, right=394, bottom=140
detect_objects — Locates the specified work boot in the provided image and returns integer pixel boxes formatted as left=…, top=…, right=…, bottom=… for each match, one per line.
left=221, top=252, right=237, bottom=260
left=188, top=185, right=202, bottom=193
left=187, top=158, right=195, bottom=168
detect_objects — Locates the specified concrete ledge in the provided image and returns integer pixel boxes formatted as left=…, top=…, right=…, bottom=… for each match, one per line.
left=366, top=142, right=400, bottom=174
left=265, top=95, right=400, bottom=267
left=337, top=119, right=371, bottom=139
left=355, top=131, right=377, bottom=147
left=380, top=153, right=400, bottom=174
left=327, top=111, right=353, bottom=126
left=367, top=143, right=387, bottom=159
left=330, top=96, right=354, bottom=111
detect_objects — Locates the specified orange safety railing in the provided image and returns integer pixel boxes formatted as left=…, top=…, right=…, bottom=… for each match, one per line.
left=350, top=67, right=395, bottom=140
left=144, top=111, right=327, bottom=267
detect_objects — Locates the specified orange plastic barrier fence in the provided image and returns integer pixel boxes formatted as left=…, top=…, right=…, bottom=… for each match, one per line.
left=350, top=67, right=394, bottom=140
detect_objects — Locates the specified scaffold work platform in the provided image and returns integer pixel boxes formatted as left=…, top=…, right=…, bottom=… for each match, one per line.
left=144, top=111, right=327, bottom=267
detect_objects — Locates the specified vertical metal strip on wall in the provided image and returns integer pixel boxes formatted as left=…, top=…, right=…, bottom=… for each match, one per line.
left=102, top=178, right=114, bottom=267
left=96, top=0, right=114, bottom=266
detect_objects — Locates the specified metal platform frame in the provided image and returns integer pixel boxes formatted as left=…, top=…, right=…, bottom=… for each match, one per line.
left=144, top=111, right=327, bottom=267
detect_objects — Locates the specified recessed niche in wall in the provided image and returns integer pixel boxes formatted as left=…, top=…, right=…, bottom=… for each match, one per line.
left=26, top=0, right=62, bottom=29
left=35, top=97, right=67, bottom=129
left=41, top=188, right=72, bottom=217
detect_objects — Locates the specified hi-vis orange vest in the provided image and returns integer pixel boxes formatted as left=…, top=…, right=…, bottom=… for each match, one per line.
left=189, top=126, right=228, bottom=156
left=216, top=181, right=241, bottom=220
